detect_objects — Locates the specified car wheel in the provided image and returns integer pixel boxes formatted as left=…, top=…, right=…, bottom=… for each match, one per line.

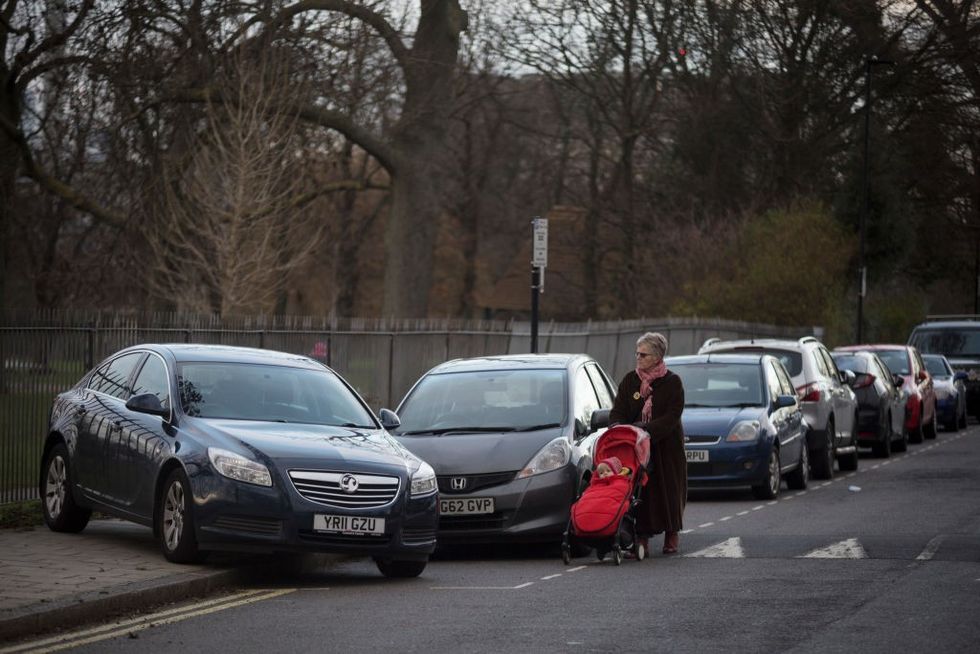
left=786, top=440, right=809, bottom=490
left=375, top=558, right=427, bottom=578
left=837, top=415, right=860, bottom=471
left=872, top=417, right=892, bottom=458
left=752, top=448, right=780, bottom=500
left=909, top=414, right=924, bottom=444
left=924, top=410, right=938, bottom=440
left=41, top=443, right=91, bottom=533
left=158, top=468, right=207, bottom=563
left=811, top=420, right=834, bottom=480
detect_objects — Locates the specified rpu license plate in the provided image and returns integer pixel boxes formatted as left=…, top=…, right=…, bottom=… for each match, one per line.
left=440, top=497, right=494, bottom=515
left=685, top=449, right=709, bottom=463
left=313, top=514, right=385, bottom=535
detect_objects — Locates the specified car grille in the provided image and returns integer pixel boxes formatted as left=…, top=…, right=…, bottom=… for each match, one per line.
left=439, top=512, right=511, bottom=531
left=438, top=471, right=517, bottom=495
left=288, top=470, right=400, bottom=508
left=212, top=515, right=282, bottom=536
left=685, top=435, right=721, bottom=445
left=687, top=463, right=739, bottom=476
left=298, top=530, right=391, bottom=545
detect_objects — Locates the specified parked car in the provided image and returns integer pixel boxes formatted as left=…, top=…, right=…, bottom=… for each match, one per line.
left=40, top=344, right=438, bottom=577
left=390, top=354, right=614, bottom=546
left=830, top=350, right=908, bottom=457
left=668, top=353, right=808, bottom=499
left=922, top=354, right=968, bottom=431
left=698, top=336, right=859, bottom=479
left=908, top=317, right=980, bottom=422
left=834, top=344, right=937, bottom=443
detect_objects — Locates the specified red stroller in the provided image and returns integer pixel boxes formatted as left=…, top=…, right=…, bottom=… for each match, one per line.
left=561, top=425, right=651, bottom=565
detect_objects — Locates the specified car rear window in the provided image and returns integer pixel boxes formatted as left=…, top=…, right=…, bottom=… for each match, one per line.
left=875, top=349, right=910, bottom=375
left=910, top=328, right=980, bottom=358
left=922, top=356, right=951, bottom=377
left=710, top=347, right=802, bottom=376
left=832, top=354, right=867, bottom=374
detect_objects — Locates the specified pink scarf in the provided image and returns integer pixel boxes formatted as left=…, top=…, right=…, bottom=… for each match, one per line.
left=636, top=360, right=668, bottom=423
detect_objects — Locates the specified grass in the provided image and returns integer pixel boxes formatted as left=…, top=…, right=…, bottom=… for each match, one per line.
left=0, top=499, right=43, bottom=529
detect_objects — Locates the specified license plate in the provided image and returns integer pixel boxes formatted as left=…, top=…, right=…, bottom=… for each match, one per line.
left=313, top=514, right=385, bottom=535
left=686, top=449, right=709, bottom=463
left=440, top=497, right=495, bottom=515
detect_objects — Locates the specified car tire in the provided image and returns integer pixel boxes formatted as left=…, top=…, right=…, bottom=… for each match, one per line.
left=909, top=414, right=924, bottom=444
left=158, top=468, right=207, bottom=564
left=837, top=414, right=860, bottom=472
left=810, top=421, right=834, bottom=480
left=872, top=417, right=892, bottom=458
left=752, top=448, right=780, bottom=500
left=41, top=443, right=91, bottom=533
left=924, top=411, right=938, bottom=440
left=786, top=440, right=809, bottom=490
left=375, top=558, right=427, bottom=578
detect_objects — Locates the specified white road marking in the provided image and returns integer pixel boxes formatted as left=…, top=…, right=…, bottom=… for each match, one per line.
left=432, top=583, right=534, bottom=590
left=871, top=464, right=881, bottom=469
left=881, top=460, right=892, bottom=466
left=566, top=565, right=588, bottom=572
left=698, top=522, right=715, bottom=528
left=541, top=573, right=562, bottom=580
left=737, top=511, right=749, bottom=516
left=0, top=589, right=295, bottom=654
left=794, top=491, right=807, bottom=497
left=821, top=482, right=832, bottom=487
left=799, top=538, right=868, bottom=559
left=514, top=582, right=534, bottom=589
left=720, top=516, right=732, bottom=522
left=680, top=529, right=693, bottom=534
left=915, top=535, right=947, bottom=561
left=752, top=505, right=764, bottom=511
left=784, top=494, right=796, bottom=500
left=766, top=501, right=778, bottom=506
left=686, top=537, right=745, bottom=558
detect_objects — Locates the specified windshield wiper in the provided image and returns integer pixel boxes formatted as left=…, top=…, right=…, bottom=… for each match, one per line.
left=514, top=422, right=561, bottom=432
left=400, top=426, right=517, bottom=435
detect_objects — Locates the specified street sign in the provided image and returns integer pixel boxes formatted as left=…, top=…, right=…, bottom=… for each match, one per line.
left=532, top=218, right=548, bottom=268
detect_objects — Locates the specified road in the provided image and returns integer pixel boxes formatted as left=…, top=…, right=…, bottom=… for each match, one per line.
left=9, top=427, right=980, bottom=654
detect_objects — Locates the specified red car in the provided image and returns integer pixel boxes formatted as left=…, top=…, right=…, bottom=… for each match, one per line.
left=835, top=345, right=937, bottom=443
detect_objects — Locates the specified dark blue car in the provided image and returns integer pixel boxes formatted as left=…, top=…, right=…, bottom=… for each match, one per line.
left=40, top=344, right=438, bottom=577
left=667, top=354, right=808, bottom=499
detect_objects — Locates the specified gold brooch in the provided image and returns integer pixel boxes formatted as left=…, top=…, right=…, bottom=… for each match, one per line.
left=632, top=391, right=640, bottom=400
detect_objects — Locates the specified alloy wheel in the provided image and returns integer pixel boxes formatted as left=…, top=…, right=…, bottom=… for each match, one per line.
left=44, top=455, right=67, bottom=520
left=163, top=481, right=185, bottom=552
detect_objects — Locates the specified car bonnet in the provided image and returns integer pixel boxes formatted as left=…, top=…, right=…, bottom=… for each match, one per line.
left=681, top=406, right=767, bottom=437
left=394, top=427, right=565, bottom=475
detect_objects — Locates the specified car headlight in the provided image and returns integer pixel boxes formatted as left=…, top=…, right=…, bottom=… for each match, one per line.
left=410, top=461, right=437, bottom=496
left=726, top=420, right=761, bottom=442
left=207, top=447, right=272, bottom=487
left=517, top=437, right=571, bottom=478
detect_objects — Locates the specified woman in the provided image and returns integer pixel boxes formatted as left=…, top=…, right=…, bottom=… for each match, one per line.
left=609, top=332, right=686, bottom=555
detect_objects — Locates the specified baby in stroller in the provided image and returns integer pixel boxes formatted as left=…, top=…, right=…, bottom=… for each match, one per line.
left=562, top=424, right=650, bottom=565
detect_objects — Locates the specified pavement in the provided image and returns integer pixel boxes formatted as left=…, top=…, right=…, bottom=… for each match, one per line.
left=0, top=519, right=336, bottom=645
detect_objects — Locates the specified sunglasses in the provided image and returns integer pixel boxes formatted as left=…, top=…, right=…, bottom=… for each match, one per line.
left=635, top=352, right=655, bottom=359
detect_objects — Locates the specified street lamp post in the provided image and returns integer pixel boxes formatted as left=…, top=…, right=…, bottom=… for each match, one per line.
left=856, top=55, right=893, bottom=344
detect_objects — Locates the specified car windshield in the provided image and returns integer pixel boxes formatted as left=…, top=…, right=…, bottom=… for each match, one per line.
left=923, top=356, right=952, bottom=377
left=395, top=369, right=565, bottom=434
left=178, top=362, right=376, bottom=427
left=709, top=347, right=802, bottom=376
left=875, top=349, right=910, bottom=375
left=910, top=328, right=980, bottom=358
left=672, top=363, right=765, bottom=408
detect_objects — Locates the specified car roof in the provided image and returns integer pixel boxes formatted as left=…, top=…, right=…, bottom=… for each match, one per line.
left=700, top=336, right=819, bottom=351
left=121, top=344, right=324, bottom=369
left=424, top=353, right=591, bottom=374
left=834, top=344, right=909, bottom=352
left=911, top=319, right=980, bottom=329
left=668, top=353, right=766, bottom=365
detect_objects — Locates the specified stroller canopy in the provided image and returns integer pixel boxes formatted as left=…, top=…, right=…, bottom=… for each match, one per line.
left=594, top=424, right=650, bottom=473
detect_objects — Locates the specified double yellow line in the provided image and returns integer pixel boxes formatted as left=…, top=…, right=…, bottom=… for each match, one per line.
left=1, top=588, right=296, bottom=654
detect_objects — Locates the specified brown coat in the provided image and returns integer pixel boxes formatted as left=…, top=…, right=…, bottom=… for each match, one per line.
left=609, top=370, right=686, bottom=536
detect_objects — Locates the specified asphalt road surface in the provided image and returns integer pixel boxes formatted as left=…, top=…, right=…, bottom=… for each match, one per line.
left=14, top=426, right=980, bottom=654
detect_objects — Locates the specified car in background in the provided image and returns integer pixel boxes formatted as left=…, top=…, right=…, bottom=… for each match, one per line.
left=40, top=344, right=438, bottom=577
left=923, top=354, right=968, bottom=431
left=389, top=354, right=614, bottom=547
left=831, top=350, right=908, bottom=457
left=835, top=344, right=937, bottom=443
left=698, top=337, right=858, bottom=479
left=908, top=317, right=980, bottom=422
left=668, top=353, right=807, bottom=499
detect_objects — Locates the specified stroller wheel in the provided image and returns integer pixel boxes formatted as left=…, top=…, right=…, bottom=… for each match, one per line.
left=561, top=545, right=571, bottom=565
left=636, top=542, right=646, bottom=561
left=596, top=549, right=607, bottom=562
left=613, top=547, right=623, bottom=566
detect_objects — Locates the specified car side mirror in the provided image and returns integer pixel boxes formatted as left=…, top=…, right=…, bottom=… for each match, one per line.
left=773, top=394, right=797, bottom=410
left=589, top=408, right=610, bottom=432
left=892, top=373, right=905, bottom=388
left=125, top=392, right=168, bottom=417
left=954, top=371, right=968, bottom=383
left=379, top=408, right=400, bottom=430
left=841, top=370, right=856, bottom=385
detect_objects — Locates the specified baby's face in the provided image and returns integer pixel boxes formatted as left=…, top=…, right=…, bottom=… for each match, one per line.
left=597, top=463, right=613, bottom=478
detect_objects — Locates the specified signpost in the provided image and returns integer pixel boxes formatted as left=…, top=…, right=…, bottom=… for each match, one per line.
left=531, top=217, right=548, bottom=353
